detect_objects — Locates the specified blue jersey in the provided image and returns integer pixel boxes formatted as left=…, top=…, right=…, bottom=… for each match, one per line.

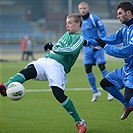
left=81, top=13, right=107, bottom=65
left=81, top=14, right=106, bottom=40
left=103, top=24, right=133, bottom=76
left=102, top=22, right=133, bottom=89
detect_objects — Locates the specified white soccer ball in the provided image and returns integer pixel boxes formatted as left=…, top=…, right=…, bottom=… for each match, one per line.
left=7, top=82, right=25, bottom=101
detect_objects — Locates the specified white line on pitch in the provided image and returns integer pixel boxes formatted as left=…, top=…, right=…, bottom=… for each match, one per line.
left=26, top=88, right=102, bottom=92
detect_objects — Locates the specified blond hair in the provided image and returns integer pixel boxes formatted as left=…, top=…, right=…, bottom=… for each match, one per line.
left=78, top=1, right=89, bottom=8
left=67, top=13, right=82, bottom=27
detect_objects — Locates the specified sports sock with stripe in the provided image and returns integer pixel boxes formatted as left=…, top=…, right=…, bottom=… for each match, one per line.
left=62, top=97, right=82, bottom=122
left=5, top=73, right=26, bottom=87
left=87, top=72, right=98, bottom=93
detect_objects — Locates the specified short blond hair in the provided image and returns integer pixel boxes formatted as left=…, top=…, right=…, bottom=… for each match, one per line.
left=78, top=1, right=89, bottom=8
left=67, top=13, right=82, bottom=27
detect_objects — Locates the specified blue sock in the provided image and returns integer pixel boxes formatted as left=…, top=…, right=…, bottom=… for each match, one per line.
left=129, top=97, right=133, bottom=106
left=103, top=86, right=130, bottom=107
left=101, top=69, right=108, bottom=77
left=87, top=72, right=98, bottom=93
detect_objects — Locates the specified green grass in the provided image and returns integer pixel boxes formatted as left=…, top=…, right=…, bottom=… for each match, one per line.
left=0, top=60, right=133, bottom=133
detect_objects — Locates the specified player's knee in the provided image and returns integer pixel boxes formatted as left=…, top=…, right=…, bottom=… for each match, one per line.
left=100, top=78, right=106, bottom=88
left=51, top=86, right=67, bottom=103
left=100, top=78, right=114, bottom=88
left=98, top=63, right=106, bottom=71
left=19, top=64, right=37, bottom=80
left=85, top=64, right=92, bottom=73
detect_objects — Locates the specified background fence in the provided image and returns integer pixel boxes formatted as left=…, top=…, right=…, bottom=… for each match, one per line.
left=0, top=0, right=131, bottom=61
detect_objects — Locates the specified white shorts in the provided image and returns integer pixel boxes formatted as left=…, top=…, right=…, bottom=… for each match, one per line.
left=27, top=57, right=67, bottom=90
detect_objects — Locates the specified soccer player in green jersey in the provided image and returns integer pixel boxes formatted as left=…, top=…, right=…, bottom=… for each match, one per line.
left=0, top=13, right=87, bottom=133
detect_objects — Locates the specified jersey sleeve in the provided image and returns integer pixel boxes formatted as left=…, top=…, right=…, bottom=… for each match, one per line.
left=102, top=27, right=123, bottom=45
left=52, top=33, right=84, bottom=56
left=104, top=37, right=133, bottom=58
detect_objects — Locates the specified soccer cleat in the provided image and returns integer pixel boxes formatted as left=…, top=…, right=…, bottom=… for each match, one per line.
left=121, top=106, right=133, bottom=120
left=107, top=93, right=114, bottom=101
left=0, top=83, right=7, bottom=97
left=91, top=92, right=102, bottom=102
left=76, top=119, right=87, bottom=133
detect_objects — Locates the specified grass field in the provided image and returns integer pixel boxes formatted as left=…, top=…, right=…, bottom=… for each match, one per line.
left=0, top=59, right=133, bottom=133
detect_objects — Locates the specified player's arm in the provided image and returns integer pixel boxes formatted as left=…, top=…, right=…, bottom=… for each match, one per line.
left=96, top=37, right=133, bottom=58
left=52, top=36, right=84, bottom=56
left=104, top=44, right=133, bottom=58
left=89, top=28, right=123, bottom=49
left=101, top=27, right=124, bottom=45
left=83, top=39, right=102, bottom=49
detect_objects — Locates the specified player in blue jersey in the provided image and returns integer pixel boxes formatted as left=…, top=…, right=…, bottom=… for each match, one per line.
left=78, top=2, right=114, bottom=102
left=95, top=1, right=133, bottom=120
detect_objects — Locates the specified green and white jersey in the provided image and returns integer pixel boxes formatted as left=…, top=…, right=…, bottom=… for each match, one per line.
left=44, top=32, right=84, bottom=73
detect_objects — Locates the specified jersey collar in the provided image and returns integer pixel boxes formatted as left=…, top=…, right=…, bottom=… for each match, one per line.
left=125, top=18, right=133, bottom=27
left=82, top=12, right=90, bottom=20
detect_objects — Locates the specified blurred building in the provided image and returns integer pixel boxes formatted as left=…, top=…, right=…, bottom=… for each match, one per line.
left=0, top=0, right=133, bottom=44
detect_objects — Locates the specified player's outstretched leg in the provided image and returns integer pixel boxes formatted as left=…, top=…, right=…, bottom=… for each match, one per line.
left=121, top=106, right=133, bottom=120
left=76, top=119, right=87, bottom=133
left=0, top=83, right=7, bottom=97
left=51, top=86, right=87, bottom=133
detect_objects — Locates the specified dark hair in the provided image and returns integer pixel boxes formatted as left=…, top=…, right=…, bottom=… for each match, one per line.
left=117, top=2, right=133, bottom=14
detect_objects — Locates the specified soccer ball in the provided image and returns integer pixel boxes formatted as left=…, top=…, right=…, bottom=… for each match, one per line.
left=6, top=82, right=25, bottom=101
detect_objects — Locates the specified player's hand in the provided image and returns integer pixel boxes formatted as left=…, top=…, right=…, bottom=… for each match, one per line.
left=44, top=42, right=53, bottom=51
left=95, top=38, right=106, bottom=48
left=83, top=40, right=87, bottom=46
left=83, top=40, right=92, bottom=46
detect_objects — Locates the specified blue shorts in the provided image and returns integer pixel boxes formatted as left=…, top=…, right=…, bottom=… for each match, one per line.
left=105, top=67, right=133, bottom=90
left=83, top=46, right=106, bottom=65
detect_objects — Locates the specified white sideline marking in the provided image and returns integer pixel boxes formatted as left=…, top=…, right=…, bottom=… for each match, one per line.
left=26, top=88, right=102, bottom=92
